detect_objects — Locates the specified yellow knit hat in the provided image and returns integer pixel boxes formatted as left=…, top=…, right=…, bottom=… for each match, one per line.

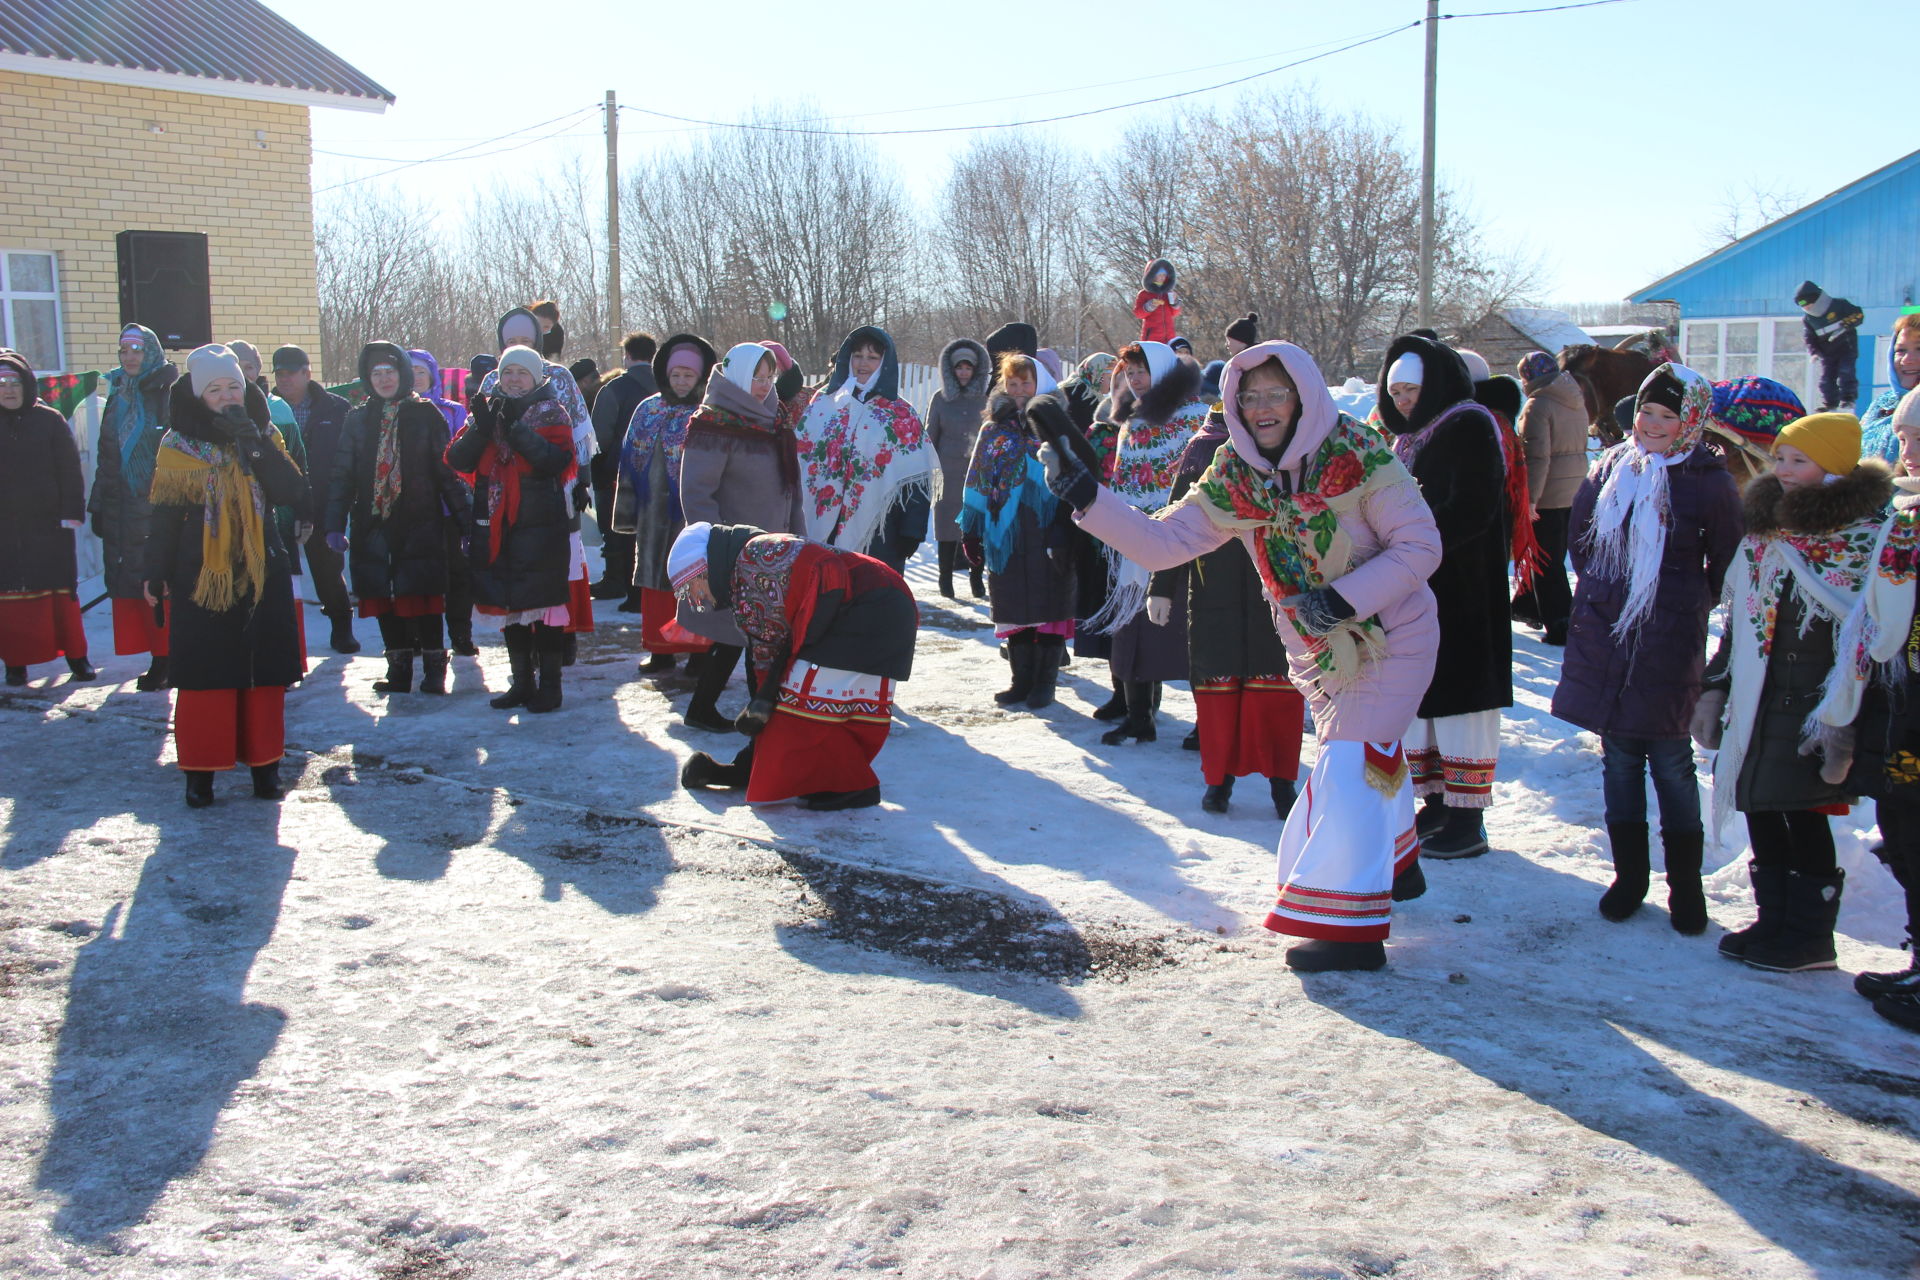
left=1774, top=412, right=1862, bottom=477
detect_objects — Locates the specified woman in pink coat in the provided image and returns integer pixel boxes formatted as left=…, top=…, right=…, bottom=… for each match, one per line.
left=1039, top=340, right=1442, bottom=972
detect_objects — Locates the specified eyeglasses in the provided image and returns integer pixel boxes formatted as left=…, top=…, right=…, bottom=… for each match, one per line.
left=1237, top=389, right=1296, bottom=409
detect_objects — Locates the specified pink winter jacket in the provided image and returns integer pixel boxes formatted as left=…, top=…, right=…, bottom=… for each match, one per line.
left=1075, top=341, right=1441, bottom=743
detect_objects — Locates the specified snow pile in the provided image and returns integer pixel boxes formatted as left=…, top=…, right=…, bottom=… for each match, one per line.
left=1329, top=376, right=1377, bottom=421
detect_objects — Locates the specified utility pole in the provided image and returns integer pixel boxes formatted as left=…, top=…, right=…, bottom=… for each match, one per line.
left=1417, top=0, right=1438, bottom=330
left=604, top=90, right=622, bottom=342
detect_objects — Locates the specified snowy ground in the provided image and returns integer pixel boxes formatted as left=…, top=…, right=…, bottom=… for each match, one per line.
left=3, top=544, right=1919, bottom=1279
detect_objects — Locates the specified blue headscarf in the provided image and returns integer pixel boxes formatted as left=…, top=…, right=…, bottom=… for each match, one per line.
left=104, top=323, right=169, bottom=495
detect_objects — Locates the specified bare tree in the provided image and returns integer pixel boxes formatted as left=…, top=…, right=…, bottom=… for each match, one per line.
left=1706, top=178, right=1807, bottom=248
left=936, top=134, right=1086, bottom=346
left=314, top=194, right=443, bottom=380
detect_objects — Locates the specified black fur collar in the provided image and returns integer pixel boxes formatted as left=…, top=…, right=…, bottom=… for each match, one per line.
left=1742, top=461, right=1893, bottom=536
left=1377, top=334, right=1477, bottom=436
left=1112, top=357, right=1202, bottom=427
left=167, top=377, right=271, bottom=443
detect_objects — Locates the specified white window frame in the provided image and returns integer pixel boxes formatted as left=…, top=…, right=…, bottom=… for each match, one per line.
left=1680, top=315, right=1814, bottom=408
left=0, top=249, right=66, bottom=375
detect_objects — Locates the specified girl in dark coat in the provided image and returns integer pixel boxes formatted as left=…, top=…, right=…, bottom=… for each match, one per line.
left=92, top=323, right=178, bottom=688
left=1151, top=404, right=1305, bottom=817
left=324, top=343, right=471, bottom=696
left=961, top=354, right=1077, bottom=710
left=1698, top=412, right=1892, bottom=973
left=927, top=338, right=990, bottom=599
left=1552, top=364, right=1742, bottom=933
left=445, top=345, right=577, bottom=713
left=0, top=349, right=94, bottom=685
left=1377, top=334, right=1512, bottom=858
left=147, top=345, right=308, bottom=807
left=668, top=521, right=917, bottom=811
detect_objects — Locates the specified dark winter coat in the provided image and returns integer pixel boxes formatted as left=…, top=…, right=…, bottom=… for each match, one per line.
left=0, top=349, right=85, bottom=594
left=324, top=344, right=471, bottom=601
left=1150, top=422, right=1288, bottom=684
left=445, top=385, right=576, bottom=614
left=1706, top=465, right=1895, bottom=812
left=705, top=524, right=917, bottom=682
left=1376, top=334, right=1512, bottom=718
left=1551, top=441, right=1743, bottom=739
left=89, top=328, right=178, bottom=597
left=971, top=392, right=1078, bottom=629
left=147, top=380, right=307, bottom=691
left=590, top=362, right=657, bottom=463
left=289, top=384, right=352, bottom=522
left=1803, top=293, right=1865, bottom=362
left=927, top=339, right=989, bottom=541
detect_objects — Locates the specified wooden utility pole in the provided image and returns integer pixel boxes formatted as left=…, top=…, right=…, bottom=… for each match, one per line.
left=1417, top=0, right=1438, bottom=330
left=604, top=90, right=622, bottom=341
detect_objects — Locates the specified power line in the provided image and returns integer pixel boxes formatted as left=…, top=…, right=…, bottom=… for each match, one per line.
left=1441, top=0, right=1635, bottom=16
left=315, top=133, right=598, bottom=162
left=312, top=106, right=599, bottom=194
left=620, top=23, right=1420, bottom=138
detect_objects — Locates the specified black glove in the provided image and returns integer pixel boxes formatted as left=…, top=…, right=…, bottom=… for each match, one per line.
left=1280, top=586, right=1354, bottom=637
left=471, top=393, right=502, bottom=435
left=735, top=689, right=778, bottom=737
left=1039, top=442, right=1098, bottom=513
left=894, top=534, right=920, bottom=562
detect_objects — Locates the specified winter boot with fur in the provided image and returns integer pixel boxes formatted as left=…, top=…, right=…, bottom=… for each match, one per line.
left=937, top=541, right=959, bottom=598
left=1285, top=938, right=1387, bottom=972
left=1663, top=828, right=1708, bottom=935
left=1743, top=869, right=1844, bottom=973
left=419, top=650, right=450, bottom=695
left=995, top=633, right=1038, bottom=706
left=1026, top=635, right=1065, bottom=710
left=1271, top=776, right=1297, bottom=819
left=685, top=644, right=741, bottom=732
left=527, top=625, right=565, bottom=713
left=448, top=619, right=479, bottom=657
left=251, top=762, right=283, bottom=800
left=1719, top=861, right=1786, bottom=960
left=1422, top=804, right=1488, bottom=859
left=682, top=744, right=754, bottom=790
left=1598, top=822, right=1651, bottom=922
left=1202, top=777, right=1234, bottom=814
left=373, top=648, right=416, bottom=694
left=183, top=770, right=215, bottom=808
left=1092, top=673, right=1127, bottom=722
left=136, top=655, right=170, bottom=691
left=1101, top=681, right=1158, bottom=745
left=4, top=665, right=24, bottom=686
left=490, top=625, right=536, bottom=710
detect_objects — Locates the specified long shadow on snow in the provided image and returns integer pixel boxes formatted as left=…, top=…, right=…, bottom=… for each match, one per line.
left=33, top=784, right=296, bottom=1243
left=1307, top=848, right=1920, bottom=1278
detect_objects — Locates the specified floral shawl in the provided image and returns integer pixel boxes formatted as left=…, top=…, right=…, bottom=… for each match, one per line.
left=618, top=394, right=699, bottom=514
left=730, top=532, right=809, bottom=676
left=959, top=409, right=1058, bottom=577
left=1084, top=396, right=1210, bottom=631
left=1188, top=413, right=1411, bottom=695
left=796, top=388, right=931, bottom=553
left=149, top=429, right=285, bottom=611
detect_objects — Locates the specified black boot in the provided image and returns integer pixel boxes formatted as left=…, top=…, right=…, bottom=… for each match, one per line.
left=560, top=631, right=577, bottom=668
left=1285, top=938, right=1387, bottom=972
left=66, top=655, right=97, bottom=682
left=4, top=665, right=24, bottom=687
left=1392, top=859, right=1427, bottom=902
left=527, top=626, right=565, bottom=713
left=1743, top=870, right=1844, bottom=973
left=1856, top=948, right=1920, bottom=1000
left=1422, top=805, right=1488, bottom=860
left=937, top=541, right=958, bottom=599
left=685, top=643, right=741, bottom=732
left=1101, top=681, right=1157, bottom=745
left=805, top=786, right=882, bottom=811
left=995, top=634, right=1037, bottom=706
left=1182, top=728, right=1200, bottom=751
left=328, top=613, right=361, bottom=654
left=1092, top=673, right=1127, bottom=722
left=251, top=762, right=283, bottom=800
left=1202, top=778, right=1234, bottom=814
left=448, top=620, right=478, bottom=657
left=1026, top=636, right=1064, bottom=710
left=1270, top=776, right=1297, bottom=819
left=1415, top=794, right=1448, bottom=841
left=490, top=625, right=536, bottom=709
left=638, top=652, right=678, bottom=676
left=1719, top=861, right=1786, bottom=960
left=969, top=561, right=985, bottom=599
left=1598, top=822, right=1651, bottom=922
left=1873, top=989, right=1920, bottom=1033
left=594, top=533, right=637, bottom=599
left=1663, top=828, right=1708, bottom=935
left=373, top=648, right=416, bottom=694
left=136, top=655, right=170, bottom=691
left=184, top=770, right=215, bottom=808
left=419, top=650, right=450, bottom=695
left=682, top=746, right=754, bottom=790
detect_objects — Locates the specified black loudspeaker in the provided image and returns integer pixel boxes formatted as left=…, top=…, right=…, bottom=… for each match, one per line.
left=117, top=230, right=211, bottom=349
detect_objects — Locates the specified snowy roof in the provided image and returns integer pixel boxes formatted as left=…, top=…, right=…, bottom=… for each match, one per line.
left=1500, top=308, right=1592, bottom=353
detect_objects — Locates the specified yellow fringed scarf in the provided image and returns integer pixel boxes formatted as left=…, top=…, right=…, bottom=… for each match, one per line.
left=148, top=430, right=283, bottom=611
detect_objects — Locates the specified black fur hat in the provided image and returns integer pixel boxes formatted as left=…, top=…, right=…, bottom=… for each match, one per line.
left=1225, top=313, right=1258, bottom=347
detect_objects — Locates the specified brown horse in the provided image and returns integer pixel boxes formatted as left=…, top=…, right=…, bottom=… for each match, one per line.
left=1559, top=344, right=1657, bottom=447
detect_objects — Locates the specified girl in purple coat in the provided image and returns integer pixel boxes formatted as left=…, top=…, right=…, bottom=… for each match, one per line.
left=1551, top=364, right=1742, bottom=933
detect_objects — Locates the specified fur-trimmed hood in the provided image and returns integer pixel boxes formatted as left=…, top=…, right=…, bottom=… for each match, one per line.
left=939, top=338, right=989, bottom=402
left=1741, top=460, right=1893, bottom=537
left=1376, top=333, right=1478, bottom=435
left=166, top=375, right=273, bottom=445
left=651, top=333, right=719, bottom=409
left=1475, top=374, right=1523, bottom=424
left=826, top=325, right=900, bottom=401
left=1109, top=351, right=1202, bottom=428
left=357, top=341, right=416, bottom=407
left=1142, top=258, right=1175, bottom=292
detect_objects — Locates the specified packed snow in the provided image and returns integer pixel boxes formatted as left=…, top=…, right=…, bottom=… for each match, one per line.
left=2, top=544, right=1918, bottom=1279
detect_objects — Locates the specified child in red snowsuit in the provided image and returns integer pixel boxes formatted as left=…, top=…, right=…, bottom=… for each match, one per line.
left=1133, top=258, right=1180, bottom=345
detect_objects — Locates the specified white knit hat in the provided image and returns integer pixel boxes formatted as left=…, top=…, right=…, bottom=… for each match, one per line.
left=1387, top=352, right=1424, bottom=387
left=186, top=343, right=246, bottom=394
left=498, top=345, right=546, bottom=386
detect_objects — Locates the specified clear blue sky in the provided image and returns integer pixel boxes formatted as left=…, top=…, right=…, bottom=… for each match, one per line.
left=274, top=0, right=1912, bottom=305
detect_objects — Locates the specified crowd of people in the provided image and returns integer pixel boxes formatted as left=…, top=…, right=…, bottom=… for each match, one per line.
left=3, top=276, right=1919, bottom=1034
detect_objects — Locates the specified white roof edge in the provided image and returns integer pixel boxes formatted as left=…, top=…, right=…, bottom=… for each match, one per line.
left=0, top=51, right=389, bottom=113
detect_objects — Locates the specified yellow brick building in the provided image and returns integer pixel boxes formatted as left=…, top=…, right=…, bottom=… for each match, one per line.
left=0, top=0, right=390, bottom=382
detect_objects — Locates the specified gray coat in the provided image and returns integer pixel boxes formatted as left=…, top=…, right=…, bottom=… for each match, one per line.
left=926, top=338, right=989, bottom=541
left=676, top=405, right=806, bottom=647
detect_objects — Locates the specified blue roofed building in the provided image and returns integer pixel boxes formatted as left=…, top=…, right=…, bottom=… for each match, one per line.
left=1630, top=148, right=1920, bottom=412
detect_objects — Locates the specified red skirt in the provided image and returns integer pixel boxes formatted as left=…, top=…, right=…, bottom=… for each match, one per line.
left=639, top=587, right=711, bottom=655
left=0, top=590, right=87, bottom=667
left=112, top=596, right=169, bottom=657
left=174, top=686, right=285, bottom=771
left=747, top=664, right=893, bottom=803
left=359, top=594, right=445, bottom=618
left=1194, top=676, right=1305, bottom=785
left=564, top=572, right=594, bottom=634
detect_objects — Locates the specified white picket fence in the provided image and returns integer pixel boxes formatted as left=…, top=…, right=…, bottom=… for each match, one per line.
left=898, top=362, right=941, bottom=421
